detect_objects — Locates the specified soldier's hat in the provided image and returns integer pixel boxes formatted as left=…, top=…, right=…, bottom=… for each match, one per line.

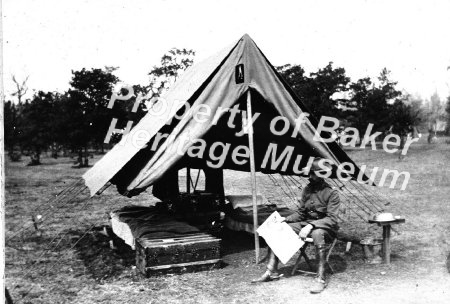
left=304, top=158, right=331, bottom=176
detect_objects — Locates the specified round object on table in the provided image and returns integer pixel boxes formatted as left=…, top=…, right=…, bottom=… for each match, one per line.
left=373, top=213, right=395, bottom=222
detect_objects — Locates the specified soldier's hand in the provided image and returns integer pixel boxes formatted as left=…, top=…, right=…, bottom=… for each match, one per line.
left=299, top=224, right=313, bottom=239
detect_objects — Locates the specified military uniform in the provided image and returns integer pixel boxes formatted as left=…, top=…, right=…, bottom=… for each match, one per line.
left=252, top=159, right=341, bottom=294
left=252, top=176, right=341, bottom=293
left=285, top=180, right=340, bottom=246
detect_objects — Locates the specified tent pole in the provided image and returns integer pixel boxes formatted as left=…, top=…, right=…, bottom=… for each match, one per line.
left=186, top=167, right=191, bottom=193
left=246, top=90, right=260, bottom=263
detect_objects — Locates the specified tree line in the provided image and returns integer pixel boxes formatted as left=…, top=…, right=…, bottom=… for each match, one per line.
left=4, top=48, right=195, bottom=166
left=276, top=63, right=446, bottom=140
left=4, top=49, right=449, bottom=166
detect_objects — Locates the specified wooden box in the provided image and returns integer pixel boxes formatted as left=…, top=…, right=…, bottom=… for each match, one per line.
left=136, top=233, right=221, bottom=276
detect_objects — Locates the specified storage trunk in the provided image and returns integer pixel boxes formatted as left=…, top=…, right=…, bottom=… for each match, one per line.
left=136, top=232, right=221, bottom=276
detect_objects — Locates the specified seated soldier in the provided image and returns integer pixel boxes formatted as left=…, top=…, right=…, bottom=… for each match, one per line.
left=251, top=158, right=341, bottom=294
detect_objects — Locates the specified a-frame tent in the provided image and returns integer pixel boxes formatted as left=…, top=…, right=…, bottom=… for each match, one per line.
left=82, top=34, right=373, bottom=260
left=83, top=34, right=363, bottom=196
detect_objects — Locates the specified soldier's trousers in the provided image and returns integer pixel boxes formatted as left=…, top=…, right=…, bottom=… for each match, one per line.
left=266, top=223, right=334, bottom=272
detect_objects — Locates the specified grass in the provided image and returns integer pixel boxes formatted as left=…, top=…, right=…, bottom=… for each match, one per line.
left=5, top=136, right=450, bottom=304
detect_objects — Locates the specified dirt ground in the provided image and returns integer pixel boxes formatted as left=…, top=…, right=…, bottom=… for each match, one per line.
left=4, top=136, right=450, bottom=304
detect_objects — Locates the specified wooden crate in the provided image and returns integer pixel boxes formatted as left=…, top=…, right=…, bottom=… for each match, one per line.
left=136, top=233, right=221, bottom=276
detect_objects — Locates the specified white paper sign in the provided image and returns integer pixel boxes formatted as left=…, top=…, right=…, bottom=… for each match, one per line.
left=256, top=211, right=304, bottom=264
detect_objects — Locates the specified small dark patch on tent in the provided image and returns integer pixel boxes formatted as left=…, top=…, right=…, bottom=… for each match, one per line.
left=235, top=64, right=245, bottom=84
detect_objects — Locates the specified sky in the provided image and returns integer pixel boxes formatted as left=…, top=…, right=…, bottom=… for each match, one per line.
left=3, top=0, right=450, bottom=102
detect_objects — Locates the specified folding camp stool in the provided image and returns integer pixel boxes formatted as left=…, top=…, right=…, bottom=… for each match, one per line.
left=291, top=237, right=338, bottom=275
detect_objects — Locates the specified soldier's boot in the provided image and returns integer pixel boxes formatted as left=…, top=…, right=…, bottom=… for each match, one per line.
left=310, top=245, right=328, bottom=294
left=251, top=251, right=281, bottom=283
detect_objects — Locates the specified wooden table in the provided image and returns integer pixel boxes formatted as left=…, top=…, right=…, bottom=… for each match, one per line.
left=368, top=218, right=405, bottom=264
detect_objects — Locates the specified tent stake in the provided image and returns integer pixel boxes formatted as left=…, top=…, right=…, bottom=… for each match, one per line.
left=246, top=90, right=260, bottom=263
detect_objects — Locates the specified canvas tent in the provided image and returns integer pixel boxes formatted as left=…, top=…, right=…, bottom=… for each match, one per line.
left=78, top=34, right=388, bottom=261
left=83, top=34, right=365, bottom=198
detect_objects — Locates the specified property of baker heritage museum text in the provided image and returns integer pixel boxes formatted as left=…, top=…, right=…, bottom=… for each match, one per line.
left=104, top=85, right=416, bottom=191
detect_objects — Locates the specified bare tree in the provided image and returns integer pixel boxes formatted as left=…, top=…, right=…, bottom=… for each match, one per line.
left=11, top=75, right=29, bottom=103
left=427, top=92, right=446, bottom=143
